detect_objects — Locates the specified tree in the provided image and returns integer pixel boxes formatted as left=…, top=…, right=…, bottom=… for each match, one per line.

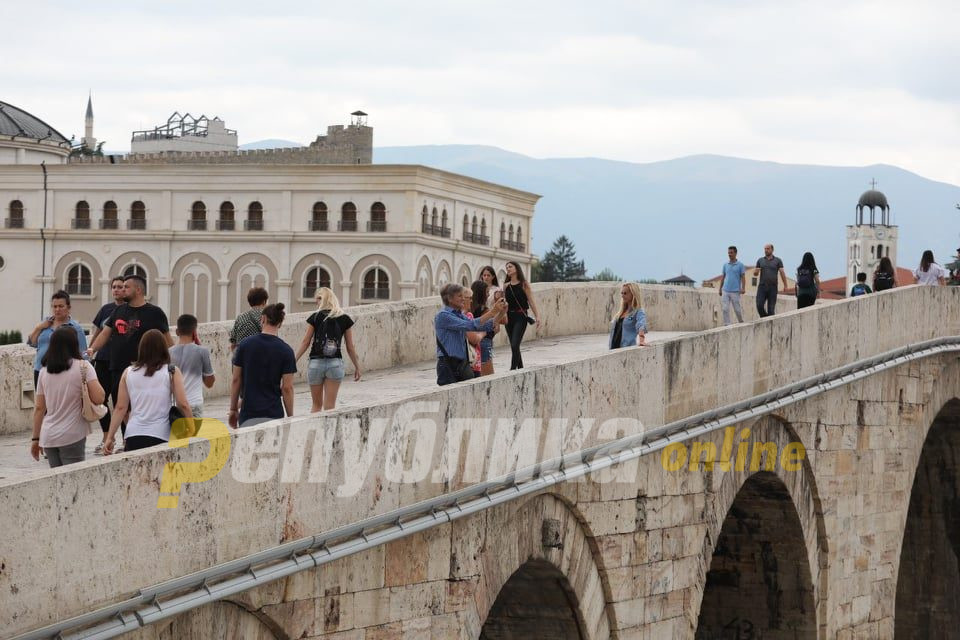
left=592, top=267, right=622, bottom=282
left=537, top=235, right=587, bottom=282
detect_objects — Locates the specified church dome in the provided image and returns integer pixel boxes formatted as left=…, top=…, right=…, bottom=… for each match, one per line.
left=857, top=189, right=889, bottom=210
left=0, top=101, right=71, bottom=164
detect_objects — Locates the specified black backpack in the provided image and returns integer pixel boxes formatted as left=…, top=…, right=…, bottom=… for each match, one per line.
left=874, top=271, right=894, bottom=291
left=796, top=267, right=815, bottom=290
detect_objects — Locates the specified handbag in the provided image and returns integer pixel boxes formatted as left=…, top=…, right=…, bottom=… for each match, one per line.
left=436, top=338, right=474, bottom=385
left=79, top=361, right=108, bottom=422
left=316, top=314, right=339, bottom=357
left=167, top=365, right=195, bottom=439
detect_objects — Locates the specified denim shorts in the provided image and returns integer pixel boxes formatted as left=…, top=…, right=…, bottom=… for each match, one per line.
left=480, top=337, right=493, bottom=364
left=308, top=357, right=345, bottom=384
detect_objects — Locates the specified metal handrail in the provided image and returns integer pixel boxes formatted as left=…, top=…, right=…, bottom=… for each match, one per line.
left=14, top=335, right=960, bottom=640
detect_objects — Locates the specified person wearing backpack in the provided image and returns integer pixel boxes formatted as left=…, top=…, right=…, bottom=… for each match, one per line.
left=850, top=272, right=873, bottom=297
left=872, top=257, right=897, bottom=292
left=794, top=252, right=820, bottom=309
left=295, top=287, right=362, bottom=412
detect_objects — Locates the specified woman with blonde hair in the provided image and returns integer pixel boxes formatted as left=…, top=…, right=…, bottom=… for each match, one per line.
left=609, top=282, right=647, bottom=349
left=295, top=287, right=362, bottom=412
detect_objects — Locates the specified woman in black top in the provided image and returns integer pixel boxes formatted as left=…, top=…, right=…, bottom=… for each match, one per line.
left=794, top=252, right=820, bottom=309
left=873, top=256, right=897, bottom=291
left=294, top=287, right=362, bottom=412
left=503, top=261, right=541, bottom=370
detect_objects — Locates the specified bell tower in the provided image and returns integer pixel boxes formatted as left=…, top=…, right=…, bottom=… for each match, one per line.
left=846, top=180, right=897, bottom=294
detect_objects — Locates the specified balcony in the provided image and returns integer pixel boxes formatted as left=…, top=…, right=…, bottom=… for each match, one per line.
left=338, top=219, right=358, bottom=232
left=421, top=222, right=451, bottom=238
left=188, top=219, right=208, bottom=231
left=127, top=218, right=147, bottom=230
left=367, top=220, right=387, bottom=232
left=215, top=219, right=235, bottom=231
left=308, top=219, right=329, bottom=231
left=245, top=219, right=264, bottom=231
left=4, top=218, right=24, bottom=229
left=99, top=218, right=119, bottom=230
left=361, top=287, right=390, bottom=300
left=500, top=239, right=527, bottom=252
left=463, top=231, right=490, bottom=246
left=72, top=218, right=91, bottom=230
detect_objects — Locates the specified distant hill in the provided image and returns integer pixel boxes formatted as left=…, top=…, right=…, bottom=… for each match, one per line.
left=374, top=145, right=960, bottom=282
left=240, top=139, right=304, bottom=150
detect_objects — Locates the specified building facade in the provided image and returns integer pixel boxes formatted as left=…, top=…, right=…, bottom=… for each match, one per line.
left=0, top=162, right=537, bottom=333
left=846, top=188, right=897, bottom=294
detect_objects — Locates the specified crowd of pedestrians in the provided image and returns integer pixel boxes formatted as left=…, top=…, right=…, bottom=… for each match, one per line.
left=24, top=251, right=954, bottom=466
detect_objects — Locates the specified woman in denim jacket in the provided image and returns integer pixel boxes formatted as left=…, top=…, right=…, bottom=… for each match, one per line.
left=609, top=282, right=647, bottom=349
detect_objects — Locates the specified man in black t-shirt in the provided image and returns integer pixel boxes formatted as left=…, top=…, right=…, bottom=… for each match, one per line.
left=90, top=276, right=125, bottom=447
left=86, top=275, right=172, bottom=433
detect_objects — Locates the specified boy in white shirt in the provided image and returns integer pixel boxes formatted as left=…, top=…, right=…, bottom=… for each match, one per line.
left=169, top=315, right=215, bottom=417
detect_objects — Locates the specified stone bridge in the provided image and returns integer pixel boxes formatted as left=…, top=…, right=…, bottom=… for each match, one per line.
left=1, top=284, right=958, bottom=640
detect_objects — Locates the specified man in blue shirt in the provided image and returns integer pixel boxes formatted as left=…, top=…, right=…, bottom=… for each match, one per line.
left=720, top=246, right=746, bottom=325
left=435, top=284, right=506, bottom=385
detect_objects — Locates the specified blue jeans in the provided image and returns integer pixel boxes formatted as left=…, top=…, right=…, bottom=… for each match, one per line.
left=756, top=284, right=778, bottom=317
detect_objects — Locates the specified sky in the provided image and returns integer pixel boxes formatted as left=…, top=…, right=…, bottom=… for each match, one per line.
left=4, top=0, right=959, bottom=184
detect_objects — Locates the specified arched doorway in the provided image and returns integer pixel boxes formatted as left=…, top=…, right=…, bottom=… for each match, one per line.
left=895, top=398, right=960, bottom=637
left=480, top=559, right=585, bottom=639
left=697, top=471, right=817, bottom=639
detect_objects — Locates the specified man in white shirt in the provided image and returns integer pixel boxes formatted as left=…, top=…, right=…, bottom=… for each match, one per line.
left=169, top=315, right=215, bottom=417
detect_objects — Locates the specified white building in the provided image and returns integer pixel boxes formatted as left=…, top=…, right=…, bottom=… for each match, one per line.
left=0, top=102, right=538, bottom=334
left=846, top=187, right=897, bottom=293
left=131, top=112, right=238, bottom=154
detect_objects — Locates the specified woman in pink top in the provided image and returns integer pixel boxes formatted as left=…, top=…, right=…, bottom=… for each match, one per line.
left=460, top=287, right=483, bottom=378
left=30, top=327, right=106, bottom=468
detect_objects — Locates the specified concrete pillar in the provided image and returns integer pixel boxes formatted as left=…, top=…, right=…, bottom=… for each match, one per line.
left=156, top=277, right=173, bottom=313
left=218, top=279, right=230, bottom=322
left=275, top=279, right=293, bottom=309
left=399, top=281, right=417, bottom=300
left=340, top=280, right=353, bottom=307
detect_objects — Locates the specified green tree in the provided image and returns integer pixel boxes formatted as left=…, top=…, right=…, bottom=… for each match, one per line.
left=592, top=267, right=622, bottom=282
left=538, top=235, right=587, bottom=282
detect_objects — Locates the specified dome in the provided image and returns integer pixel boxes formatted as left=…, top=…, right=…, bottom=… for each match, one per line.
left=857, top=189, right=889, bottom=210
left=0, top=101, right=71, bottom=164
left=0, top=101, right=70, bottom=144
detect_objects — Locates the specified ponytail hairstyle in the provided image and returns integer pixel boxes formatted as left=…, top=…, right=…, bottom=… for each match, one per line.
left=262, top=303, right=286, bottom=327
left=314, top=287, right=344, bottom=318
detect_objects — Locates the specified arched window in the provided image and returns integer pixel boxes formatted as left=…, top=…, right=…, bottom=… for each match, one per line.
left=369, top=202, right=386, bottom=232
left=311, top=202, right=328, bottom=231
left=441, top=209, right=448, bottom=235
left=303, top=266, right=332, bottom=299
left=7, top=200, right=24, bottom=228
left=123, top=264, right=147, bottom=283
left=516, top=226, right=524, bottom=249
left=246, top=201, right=263, bottom=231
left=509, top=224, right=515, bottom=243
left=190, top=201, right=207, bottom=230
left=421, top=205, right=428, bottom=231
left=500, top=222, right=506, bottom=245
left=340, top=202, right=357, bottom=231
left=876, top=243, right=883, bottom=259
left=101, top=201, right=118, bottom=229
left=362, top=268, right=390, bottom=300
left=218, top=201, right=235, bottom=231
left=66, top=263, right=92, bottom=296
left=74, top=201, right=90, bottom=229
left=432, top=207, right=439, bottom=228
left=462, top=214, right=469, bottom=239
left=471, top=216, right=478, bottom=236
left=480, top=218, right=487, bottom=239
left=129, top=201, right=146, bottom=230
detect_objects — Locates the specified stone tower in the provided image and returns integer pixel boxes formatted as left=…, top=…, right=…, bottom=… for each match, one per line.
left=846, top=184, right=897, bottom=294
left=82, top=93, right=96, bottom=150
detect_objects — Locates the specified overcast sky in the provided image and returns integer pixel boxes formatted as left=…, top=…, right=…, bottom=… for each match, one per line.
left=4, top=1, right=958, bottom=184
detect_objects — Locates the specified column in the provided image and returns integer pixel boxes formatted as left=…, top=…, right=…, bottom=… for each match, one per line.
left=155, top=277, right=173, bottom=314
left=398, top=281, right=418, bottom=300
left=218, top=279, right=230, bottom=322
left=275, top=279, right=293, bottom=309
left=340, top=281, right=353, bottom=308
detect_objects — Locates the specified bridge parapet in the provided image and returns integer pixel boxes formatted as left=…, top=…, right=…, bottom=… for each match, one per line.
left=7, top=286, right=957, bottom=637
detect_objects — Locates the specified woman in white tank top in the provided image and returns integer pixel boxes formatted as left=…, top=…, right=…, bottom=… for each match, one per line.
left=103, top=329, right=192, bottom=454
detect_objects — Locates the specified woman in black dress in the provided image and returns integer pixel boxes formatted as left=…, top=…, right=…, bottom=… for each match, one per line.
left=502, top=261, right=541, bottom=370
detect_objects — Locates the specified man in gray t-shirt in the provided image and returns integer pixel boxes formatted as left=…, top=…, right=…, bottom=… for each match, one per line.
left=170, top=315, right=216, bottom=417
left=753, top=243, right=788, bottom=318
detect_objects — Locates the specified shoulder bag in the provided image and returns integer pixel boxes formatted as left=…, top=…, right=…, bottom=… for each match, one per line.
left=436, top=338, right=474, bottom=385
left=167, top=364, right=196, bottom=439
left=315, top=314, right=339, bottom=358
left=79, top=361, right=108, bottom=422
left=506, top=284, right=536, bottom=325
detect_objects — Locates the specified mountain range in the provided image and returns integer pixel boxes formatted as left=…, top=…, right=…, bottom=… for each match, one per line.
left=248, top=142, right=960, bottom=282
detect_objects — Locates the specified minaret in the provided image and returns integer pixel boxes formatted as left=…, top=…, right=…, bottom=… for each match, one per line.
left=846, top=180, right=898, bottom=294
left=82, top=93, right=97, bottom=149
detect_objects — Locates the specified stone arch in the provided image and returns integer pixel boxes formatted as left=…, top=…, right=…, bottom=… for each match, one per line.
left=290, top=253, right=344, bottom=314
left=478, top=493, right=611, bottom=639
left=895, top=396, right=960, bottom=636
left=415, top=255, right=433, bottom=298
left=435, top=259, right=452, bottom=289
left=227, top=253, right=279, bottom=318
left=108, top=251, right=160, bottom=292
left=457, top=263, right=473, bottom=288
left=171, top=252, right=223, bottom=323
left=126, top=600, right=284, bottom=640
left=695, top=416, right=826, bottom=639
left=347, top=253, right=401, bottom=305
left=53, top=250, right=103, bottom=322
